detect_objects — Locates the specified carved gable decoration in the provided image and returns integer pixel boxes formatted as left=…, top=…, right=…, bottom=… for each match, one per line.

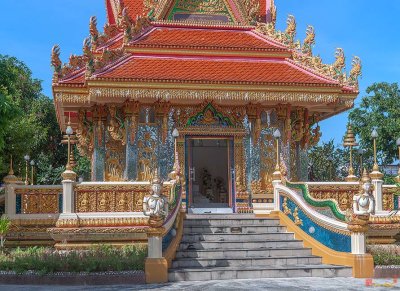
left=186, top=102, right=233, bottom=126
left=167, top=0, right=234, bottom=23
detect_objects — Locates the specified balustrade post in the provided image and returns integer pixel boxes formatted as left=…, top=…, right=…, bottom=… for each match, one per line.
left=3, top=161, right=22, bottom=217
left=272, top=180, right=281, bottom=212
left=61, top=179, right=75, bottom=213
left=145, top=228, right=168, bottom=283
left=347, top=214, right=374, bottom=277
left=3, top=180, right=17, bottom=217
left=371, top=179, right=383, bottom=212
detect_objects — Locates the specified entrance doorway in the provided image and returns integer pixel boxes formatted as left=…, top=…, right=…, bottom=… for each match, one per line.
left=187, top=138, right=233, bottom=213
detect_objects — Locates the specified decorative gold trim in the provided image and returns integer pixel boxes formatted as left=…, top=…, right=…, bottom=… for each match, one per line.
left=88, top=87, right=343, bottom=104
left=124, top=47, right=291, bottom=58
left=48, top=227, right=149, bottom=234
left=55, top=217, right=149, bottom=228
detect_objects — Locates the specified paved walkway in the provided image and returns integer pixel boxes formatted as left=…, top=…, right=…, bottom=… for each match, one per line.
left=0, top=278, right=398, bottom=291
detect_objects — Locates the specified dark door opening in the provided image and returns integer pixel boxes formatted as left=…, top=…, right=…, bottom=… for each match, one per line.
left=188, top=138, right=232, bottom=211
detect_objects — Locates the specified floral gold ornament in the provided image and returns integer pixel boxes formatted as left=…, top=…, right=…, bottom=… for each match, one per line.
left=282, top=197, right=291, bottom=215
left=293, top=207, right=303, bottom=226
left=343, top=124, right=358, bottom=182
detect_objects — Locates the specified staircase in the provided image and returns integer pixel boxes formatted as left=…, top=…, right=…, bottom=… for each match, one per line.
left=168, top=214, right=352, bottom=281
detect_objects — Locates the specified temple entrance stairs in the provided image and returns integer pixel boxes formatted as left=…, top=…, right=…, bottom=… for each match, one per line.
left=168, top=214, right=352, bottom=281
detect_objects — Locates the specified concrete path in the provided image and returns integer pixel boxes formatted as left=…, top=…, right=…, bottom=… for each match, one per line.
left=0, top=277, right=398, bottom=291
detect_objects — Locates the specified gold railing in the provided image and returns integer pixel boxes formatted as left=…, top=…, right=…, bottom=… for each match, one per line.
left=306, top=183, right=359, bottom=212
left=14, top=186, right=62, bottom=214
left=382, top=185, right=398, bottom=211
left=75, top=182, right=172, bottom=213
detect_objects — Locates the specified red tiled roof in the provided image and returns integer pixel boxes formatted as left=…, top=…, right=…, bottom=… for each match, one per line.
left=106, top=0, right=145, bottom=25
left=130, top=27, right=288, bottom=51
left=123, top=0, right=145, bottom=21
left=59, top=69, right=85, bottom=84
left=93, top=55, right=339, bottom=85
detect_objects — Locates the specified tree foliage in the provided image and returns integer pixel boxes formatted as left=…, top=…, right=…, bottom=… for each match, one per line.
left=349, top=82, right=400, bottom=166
left=308, top=140, right=351, bottom=181
left=0, top=55, right=90, bottom=184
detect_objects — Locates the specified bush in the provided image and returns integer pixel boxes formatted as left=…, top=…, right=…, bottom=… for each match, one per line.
left=0, top=244, right=147, bottom=274
left=367, top=245, right=400, bottom=266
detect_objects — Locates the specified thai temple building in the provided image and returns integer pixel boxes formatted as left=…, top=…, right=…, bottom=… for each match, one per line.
left=2, top=0, right=399, bottom=283
left=51, top=0, right=360, bottom=212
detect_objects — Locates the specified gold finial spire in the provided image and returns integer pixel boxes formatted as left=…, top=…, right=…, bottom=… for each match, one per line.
left=152, top=168, right=161, bottom=184
left=8, top=155, right=14, bottom=176
left=361, top=168, right=370, bottom=184
left=343, top=123, right=358, bottom=147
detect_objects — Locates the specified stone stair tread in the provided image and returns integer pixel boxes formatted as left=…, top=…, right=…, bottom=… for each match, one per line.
left=171, top=217, right=352, bottom=281
left=180, top=239, right=302, bottom=243
left=183, top=232, right=293, bottom=235
left=177, top=247, right=311, bottom=252
left=173, top=255, right=321, bottom=261
left=169, top=264, right=350, bottom=272
left=185, top=214, right=277, bottom=220
left=183, top=225, right=285, bottom=229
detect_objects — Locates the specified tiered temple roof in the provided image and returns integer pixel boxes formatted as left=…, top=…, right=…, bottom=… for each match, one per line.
left=52, top=0, right=361, bottom=130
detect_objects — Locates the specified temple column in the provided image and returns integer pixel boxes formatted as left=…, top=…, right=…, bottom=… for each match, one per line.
left=123, top=101, right=139, bottom=181
left=92, top=106, right=107, bottom=181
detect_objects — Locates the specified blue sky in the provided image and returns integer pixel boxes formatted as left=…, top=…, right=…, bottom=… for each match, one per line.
left=0, top=0, right=399, bottom=144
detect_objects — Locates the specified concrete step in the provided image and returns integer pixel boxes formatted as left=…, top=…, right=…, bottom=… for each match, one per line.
left=184, top=217, right=280, bottom=227
left=172, top=255, right=322, bottom=268
left=181, top=232, right=295, bottom=242
left=168, top=265, right=352, bottom=281
left=175, top=247, right=313, bottom=259
left=178, top=239, right=304, bottom=250
left=183, top=225, right=286, bottom=234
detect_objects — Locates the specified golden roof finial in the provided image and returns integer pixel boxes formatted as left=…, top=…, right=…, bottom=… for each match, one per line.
left=361, top=168, right=371, bottom=184
left=343, top=123, right=358, bottom=147
left=152, top=168, right=161, bottom=184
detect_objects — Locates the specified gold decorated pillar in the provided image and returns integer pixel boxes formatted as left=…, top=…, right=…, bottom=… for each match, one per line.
left=124, top=101, right=140, bottom=180
left=92, top=105, right=107, bottom=181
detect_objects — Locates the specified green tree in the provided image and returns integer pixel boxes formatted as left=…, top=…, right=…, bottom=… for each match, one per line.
left=308, top=140, right=350, bottom=181
left=0, top=55, right=91, bottom=184
left=349, top=82, right=400, bottom=166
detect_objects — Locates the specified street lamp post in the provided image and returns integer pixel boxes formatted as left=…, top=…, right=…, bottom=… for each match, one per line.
left=24, top=154, right=30, bottom=185
left=272, top=129, right=282, bottom=182
left=30, top=160, right=35, bottom=185
left=65, top=124, right=74, bottom=171
left=370, top=128, right=383, bottom=179
left=396, top=138, right=400, bottom=183
left=61, top=120, right=77, bottom=182
left=170, top=128, right=180, bottom=180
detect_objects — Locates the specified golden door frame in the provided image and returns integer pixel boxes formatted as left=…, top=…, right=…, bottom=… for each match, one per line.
left=176, top=126, right=247, bottom=212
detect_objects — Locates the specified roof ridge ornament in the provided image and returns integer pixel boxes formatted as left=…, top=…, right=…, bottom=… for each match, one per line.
left=89, top=16, right=99, bottom=51
left=51, top=45, right=62, bottom=83
left=242, top=0, right=260, bottom=25
left=255, top=7, right=361, bottom=90
left=83, top=38, right=94, bottom=78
